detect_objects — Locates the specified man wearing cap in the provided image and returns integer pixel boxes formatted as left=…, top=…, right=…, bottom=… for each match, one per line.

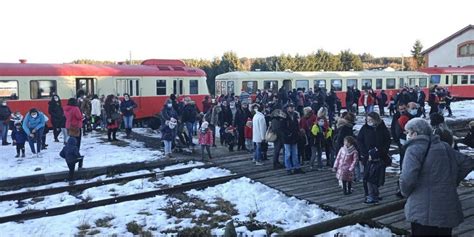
left=282, top=103, right=304, bottom=174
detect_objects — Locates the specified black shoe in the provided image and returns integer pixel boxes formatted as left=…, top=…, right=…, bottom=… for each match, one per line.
left=21, top=153, right=25, bottom=158
left=286, top=170, right=294, bottom=175
left=15, top=154, right=20, bottom=158
left=395, top=192, right=404, bottom=199
left=294, top=168, right=305, bottom=174
left=2, top=142, right=11, bottom=146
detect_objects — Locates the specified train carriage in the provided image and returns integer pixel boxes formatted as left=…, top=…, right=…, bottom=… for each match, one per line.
left=215, top=70, right=430, bottom=107
left=0, top=59, right=209, bottom=123
left=419, top=66, right=474, bottom=99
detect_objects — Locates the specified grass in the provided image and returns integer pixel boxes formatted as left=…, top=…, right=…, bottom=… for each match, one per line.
left=87, top=229, right=100, bottom=235
left=77, top=222, right=91, bottom=236
left=94, top=216, right=115, bottom=228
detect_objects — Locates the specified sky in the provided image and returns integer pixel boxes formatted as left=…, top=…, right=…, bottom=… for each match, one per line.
left=0, top=0, right=472, bottom=63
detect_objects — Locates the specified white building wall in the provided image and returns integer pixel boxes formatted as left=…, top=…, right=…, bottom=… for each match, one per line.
left=427, top=29, right=474, bottom=67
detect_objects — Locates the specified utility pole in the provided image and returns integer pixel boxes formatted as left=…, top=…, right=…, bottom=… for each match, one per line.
left=129, top=51, right=132, bottom=65
left=401, top=54, right=404, bottom=71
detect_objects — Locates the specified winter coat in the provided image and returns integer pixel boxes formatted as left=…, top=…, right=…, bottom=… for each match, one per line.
left=359, top=94, right=375, bottom=106
left=400, top=135, right=474, bottom=228
left=282, top=111, right=299, bottom=144
left=60, top=137, right=82, bottom=163
left=22, top=112, right=46, bottom=136
left=390, top=112, right=402, bottom=142
left=310, top=123, right=332, bottom=147
left=433, top=126, right=454, bottom=147
left=252, top=111, right=267, bottom=143
left=244, top=122, right=252, bottom=139
left=270, top=109, right=287, bottom=144
left=397, top=113, right=414, bottom=141
left=334, top=118, right=354, bottom=153
left=181, top=103, right=199, bottom=123
left=416, top=91, right=426, bottom=105
left=63, top=105, right=83, bottom=129
left=377, top=92, right=388, bottom=106
left=218, top=106, right=233, bottom=127
left=104, top=102, right=119, bottom=129
left=48, top=99, right=66, bottom=128
left=334, top=145, right=358, bottom=181
left=365, top=158, right=385, bottom=186
left=198, top=128, right=213, bottom=145
left=160, top=107, right=178, bottom=124
left=80, top=98, right=92, bottom=116
left=120, top=99, right=137, bottom=117
left=91, top=98, right=101, bottom=116
left=299, top=114, right=317, bottom=132
left=463, top=130, right=474, bottom=148
left=12, top=128, right=27, bottom=144
left=202, top=100, right=212, bottom=114
left=357, top=122, right=391, bottom=163
left=234, top=108, right=251, bottom=127
left=160, top=125, right=176, bottom=141
left=0, top=105, right=11, bottom=122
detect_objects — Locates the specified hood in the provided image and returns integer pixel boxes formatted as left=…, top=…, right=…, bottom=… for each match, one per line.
left=63, top=105, right=77, bottom=113
left=271, top=109, right=287, bottom=119
left=67, top=137, right=77, bottom=146
left=405, top=134, right=440, bottom=148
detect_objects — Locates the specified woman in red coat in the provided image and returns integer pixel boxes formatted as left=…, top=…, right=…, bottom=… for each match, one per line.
left=63, top=98, right=84, bottom=167
left=359, top=90, right=375, bottom=114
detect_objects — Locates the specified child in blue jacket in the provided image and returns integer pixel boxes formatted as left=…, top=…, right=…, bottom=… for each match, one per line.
left=60, top=137, right=83, bottom=181
left=12, top=123, right=27, bottom=158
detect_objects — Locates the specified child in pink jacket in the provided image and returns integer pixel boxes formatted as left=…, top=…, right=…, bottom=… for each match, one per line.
left=333, top=136, right=358, bottom=195
left=198, top=121, right=213, bottom=160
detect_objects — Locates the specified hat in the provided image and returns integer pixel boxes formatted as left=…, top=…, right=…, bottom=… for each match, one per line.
left=287, top=103, right=295, bottom=108
left=201, top=121, right=209, bottom=129
left=368, top=148, right=379, bottom=160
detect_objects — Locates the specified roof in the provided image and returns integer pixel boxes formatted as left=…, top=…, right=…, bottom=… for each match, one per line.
left=0, top=59, right=206, bottom=77
left=421, top=25, right=474, bottom=55
left=419, top=66, right=474, bottom=75
left=216, top=71, right=428, bottom=80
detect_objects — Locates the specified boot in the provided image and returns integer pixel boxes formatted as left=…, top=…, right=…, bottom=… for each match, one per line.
left=15, top=153, right=20, bottom=158
left=342, top=181, right=348, bottom=195
left=347, top=182, right=352, bottom=194
left=126, top=128, right=131, bottom=138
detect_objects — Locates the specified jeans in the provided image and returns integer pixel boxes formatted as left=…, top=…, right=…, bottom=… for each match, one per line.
left=245, top=139, right=254, bottom=152
left=163, top=140, right=172, bottom=155
left=123, top=115, right=134, bottom=129
left=254, top=142, right=262, bottom=162
left=310, top=145, right=323, bottom=168
left=284, top=144, right=300, bottom=171
left=367, top=182, right=379, bottom=201
left=27, top=127, right=44, bottom=153
left=185, top=122, right=195, bottom=145
left=273, top=140, right=283, bottom=165
left=1, top=123, right=8, bottom=143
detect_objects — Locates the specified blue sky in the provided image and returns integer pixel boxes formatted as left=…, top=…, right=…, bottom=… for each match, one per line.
left=1, top=0, right=472, bottom=63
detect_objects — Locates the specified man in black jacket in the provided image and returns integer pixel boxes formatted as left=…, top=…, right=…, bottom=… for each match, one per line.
left=282, top=103, right=304, bottom=175
left=234, top=102, right=251, bottom=150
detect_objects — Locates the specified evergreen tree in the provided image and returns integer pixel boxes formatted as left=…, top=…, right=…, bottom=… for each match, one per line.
left=339, top=50, right=363, bottom=71
left=411, top=40, right=425, bottom=69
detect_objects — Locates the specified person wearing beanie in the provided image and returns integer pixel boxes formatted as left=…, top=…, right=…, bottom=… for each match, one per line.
left=198, top=121, right=213, bottom=160
left=430, top=113, right=454, bottom=147
left=364, top=147, right=385, bottom=204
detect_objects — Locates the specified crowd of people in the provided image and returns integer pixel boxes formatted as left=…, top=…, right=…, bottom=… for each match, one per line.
left=0, top=83, right=473, bottom=235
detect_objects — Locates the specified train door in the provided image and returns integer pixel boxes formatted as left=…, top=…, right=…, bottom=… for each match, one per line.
left=173, top=79, right=183, bottom=96
left=283, top=79, right=292, bottom=91
left=76, top=78, right=96, bottom=96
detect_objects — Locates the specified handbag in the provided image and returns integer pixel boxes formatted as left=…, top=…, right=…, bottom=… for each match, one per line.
left=68, top=127, right=80, bottom=137
left=265, top=124, right=277, bottom=142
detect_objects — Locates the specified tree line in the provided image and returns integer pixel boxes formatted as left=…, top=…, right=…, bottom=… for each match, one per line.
left=73, top=42, right=424, bottom=94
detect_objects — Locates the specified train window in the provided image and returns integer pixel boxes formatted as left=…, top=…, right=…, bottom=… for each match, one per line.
left=399, top=78, right=405, bottom=88
left=430, top=75, right=440, bottom=84
left=116, top=79, right=139, bottom=96
left=362, top=79, right=372, bottom=90
left=156, top=80, right=167, bottom=95
left=30, top=80, right=56, bottom=99
left=189, top=80, right=199, bottom=94
left=461, top=75, right=468, bottom=84
left=242, top=81, right=257, bottom=94
left=215, top=81, right=225, bottom=95
left=314, top=80, right=326, bottom=89
left=386, top=78, right=396, bottom=89
left=295, top=80, right=309, bottom=91
left=331, top=79, right=342, bottom=91
left=264, top=80, right=278, bottom=92
left=227, top=81, right=235, bottom=95
left=409, top=78, right=416, bottom=86
left=173, top=80, right=183, bottom=95
left=470, top=75, right=474, bottom=84
left=419, top=78, right=428, bottom=87
left=376, top=79, right=383, bottom=90
left=453, top=75, right=458, bottom=84
left=445, top=75, right=449, bottom=85
left=0, top=80, right=19, bottom=100
left=347, top=79, right=357, bottom=89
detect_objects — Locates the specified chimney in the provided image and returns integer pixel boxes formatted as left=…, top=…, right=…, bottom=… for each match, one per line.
left=19, top=59, right=27, bottom=64
left=118, top=61, right=124, bottom=65
left=448, top=65, right=452, bottom=67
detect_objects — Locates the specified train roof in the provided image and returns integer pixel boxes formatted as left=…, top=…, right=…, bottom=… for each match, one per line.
left=0, top=59, right=206, bottom=77
left=216, top=70, right=428, bottom=80
left=419, top=66, right=474, bottom=75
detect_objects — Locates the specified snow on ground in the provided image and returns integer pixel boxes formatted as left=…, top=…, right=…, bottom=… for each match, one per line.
left=0, top=131, right=163, bottom=180
left=0, top=177, right=392, bottom=237
left=187, top=177, right=392, bottom=236
left=0, top=167, right=230, bottom=216
left=0, top=161, right=205, bottom=195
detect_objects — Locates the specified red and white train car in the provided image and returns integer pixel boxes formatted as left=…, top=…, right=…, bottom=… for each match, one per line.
left=0, top=59, right=209, bottom=121
left=419, top=66, right=474, bottom=99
